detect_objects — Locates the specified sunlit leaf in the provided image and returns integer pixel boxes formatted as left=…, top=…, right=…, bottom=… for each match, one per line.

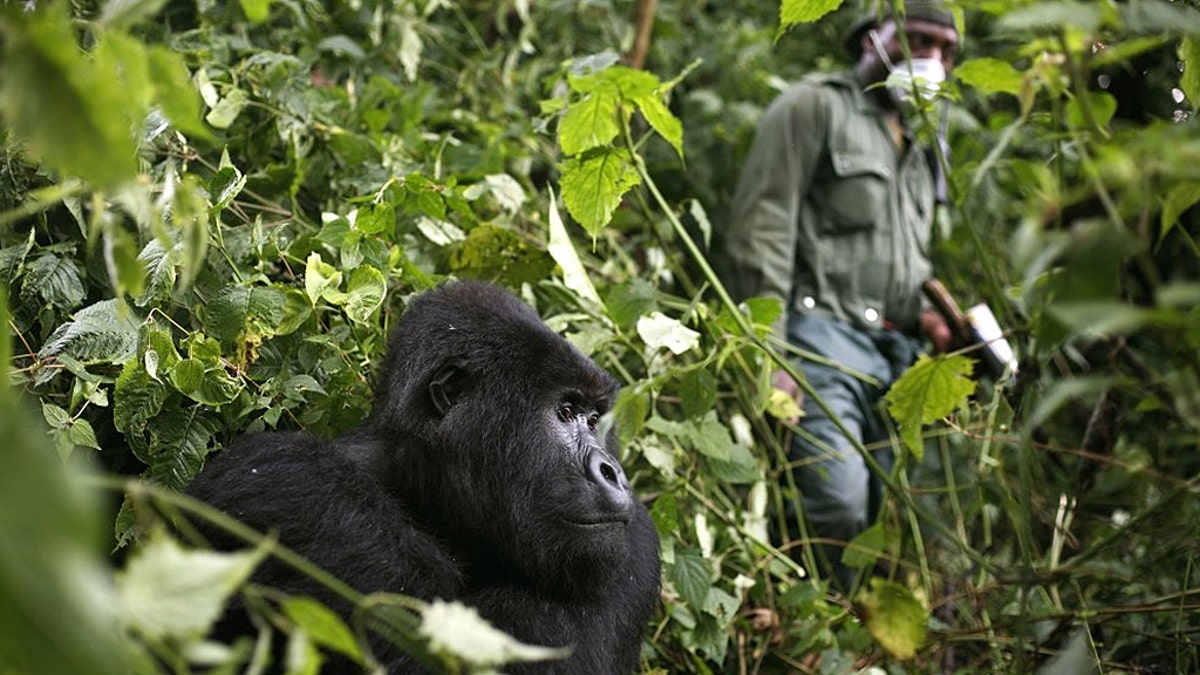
left=634, top=92, right=683, bottom=159
left=0, top=9, right=137, bottom=186
left=547, top=188, right=603, bottom=305
left=857, top=578, right=928, bottom=660
left=117, top=536, right=264, bottom=641
left=884, top=354, right=976, bottom=461
left=1181, top=38, right=1200, bottom=112
left=283, top=597, right=363, bottom=661
left=954, top=58, right=1025, bottom=97
left=779, top=0, right=843, bottom=28
left=419, top=600, right=569, bottom=669
left=559, top=91, right=621, bottom=156
left=559, top=147, right=640, bottom=237
left=637, top=311, right=700, bottom=355
left=343, top=265, right=386, bottom=325
left=670, top=548, right=712, bottom=609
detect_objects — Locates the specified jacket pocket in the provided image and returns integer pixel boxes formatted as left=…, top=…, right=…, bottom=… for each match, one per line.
left=821, top=151, right=892, bottom=233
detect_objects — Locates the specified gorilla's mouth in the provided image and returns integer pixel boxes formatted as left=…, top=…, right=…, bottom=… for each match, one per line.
left=563, top=515, right=630, bottom=529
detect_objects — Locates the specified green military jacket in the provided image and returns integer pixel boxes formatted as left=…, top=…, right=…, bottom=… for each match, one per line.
left=724, top=71, right=936, bottom=339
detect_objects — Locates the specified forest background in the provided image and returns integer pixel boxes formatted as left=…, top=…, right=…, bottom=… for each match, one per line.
left=2, top=0, right=1200, bottom=673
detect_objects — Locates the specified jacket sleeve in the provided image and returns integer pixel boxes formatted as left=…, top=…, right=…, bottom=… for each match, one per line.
left=724, top=83, right=829, bottom=338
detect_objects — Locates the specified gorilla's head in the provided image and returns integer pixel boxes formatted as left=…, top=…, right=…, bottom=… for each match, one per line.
left=369, top=281, right=637, bottom=597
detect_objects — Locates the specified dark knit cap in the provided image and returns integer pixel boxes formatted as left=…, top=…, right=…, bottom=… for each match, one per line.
left=843, top=0, right=957, bottom=59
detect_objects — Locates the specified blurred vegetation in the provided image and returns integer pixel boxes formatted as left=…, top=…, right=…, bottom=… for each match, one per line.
left=2, top=0, right=1200, bottom=672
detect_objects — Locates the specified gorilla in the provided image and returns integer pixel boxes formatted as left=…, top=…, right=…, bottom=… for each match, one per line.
left=185, top=281, right=661, bottom=673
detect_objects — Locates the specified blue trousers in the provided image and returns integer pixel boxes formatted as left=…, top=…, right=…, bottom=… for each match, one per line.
left=785, top=313, right=921, bottom=589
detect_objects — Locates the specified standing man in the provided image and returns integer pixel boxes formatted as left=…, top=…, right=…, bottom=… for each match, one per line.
left=721, top=0, right=959, bottom=589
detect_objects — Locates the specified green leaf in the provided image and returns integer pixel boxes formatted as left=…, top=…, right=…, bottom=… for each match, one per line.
left=1065, top=91, right=1117, bottom=129
left=559, top=145, right=643, bottom=235
left=1162, top=182, right=1200, bottom=241
left=842, top=521, right=887, bottom=569
left=238, top=0, right=274, bottom=24
left=636, top=311, right=700, bottom=355
left=113, top=356, right=168, bottom=443
left=67, top=418, right=101, bottom=451
left=670, top=548, right=713, bottom=609
left=559, top=91, right=621, bottom=155
left=343, top=265, right=386, bottom=325
left=39, top=300, right=142, bottom=368
left=547, top=188, right=603, bottom=304
left=633, top=92, right=683, bottom=159
left=205, top=87, right=248, bottom=129
left=99, top=0, right=169, bottom=29
left=419, top=600, right=570, bottom=669
left=857, top=578, right=928, bottom=660
left=21, top=253, right=85, bottom=311
left=135, top=238, right=177, bottom=307
left=675, top=369, right=718, bottom=420
left=1182, top=38, right=1200, bottom=112
left=0, top=9, right=137, bottom=186
left=1048, top=301, right=1157, bottom=337
left=304, top=253, right=343, bottom=305
left=884, top=354, right=976, bottom=461
left=283, top=597, right=363, bottom=662
left=685, top=412, right=735, bottom=462
left=954, top=58, right=1025, bottom=97
left=117, top=536, right=265, bottom=641
left=144, top=408, right=222, bottom=487
left=779, top=0, right=844, bottom=28
left=205, top=285, right=287, bottom=344
left=41, top=402, right=71, bottom=429
left=209, top=165, right=247, bottom=213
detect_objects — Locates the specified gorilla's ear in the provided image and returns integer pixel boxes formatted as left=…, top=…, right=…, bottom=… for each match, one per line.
left=428, top=358, right=469, bottom=417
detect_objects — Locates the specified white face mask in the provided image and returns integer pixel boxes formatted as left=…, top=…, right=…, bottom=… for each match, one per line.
left=869, top=30, right=947, bottom=105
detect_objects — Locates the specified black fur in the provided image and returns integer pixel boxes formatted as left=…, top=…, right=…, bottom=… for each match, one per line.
left=186, top=281, right=660, bottom=673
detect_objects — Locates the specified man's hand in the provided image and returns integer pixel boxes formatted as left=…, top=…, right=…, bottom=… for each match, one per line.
left=920, top=308, right=953, bottom=353
left=771, top=369, right=804, bottom=424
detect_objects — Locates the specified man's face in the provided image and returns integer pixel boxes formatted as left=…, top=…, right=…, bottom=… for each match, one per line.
left=861, top=18, right=960, bottom=82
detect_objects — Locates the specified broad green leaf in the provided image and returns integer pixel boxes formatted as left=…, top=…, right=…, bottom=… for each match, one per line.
left=136, top=238, right=178, bottom=307
left=547, top=188, right=603, bottom=305
left=954, top=58, right=1025, bottom=97
left=1048, top=301, right=1157, bottom=337
left=884, top=354, right=976, bottom=461
left=238, top=0, right=273, bottom=24
left=205, top=285, right=288, bottom=343
left=1182, top=38, right=1200, bottom=112
left=780, top=0, right=843, bottom=28
left=113, top=356, right=168, bottom=445
left=117, top=536, right=265, bottom=641
left=1065, top=91, right=1117, bottom=129
left=205, top=87, right=247, bottom=129
left=559, top=91, right=621, bottom=155
left=0, top=362, right=143, bottom=675
left=1162, top=182, right=1200, bottom=241
left=685, top=412, right=735, bottom=462
left=343, top=265, right=386, bottom=325
left=304, top=253, right=342, bottom=305
left=842, top=522, right=887, bottom=569
left=559, top=145, right=643, bottom=235
left=144, top=408, right=223, bottom=487
left=857, top=578, right=928, bottom=660
left=0, top=9, right=137, bottom=186
left=169, top=358, right=206, bottom=395
left=103, top=224, right=147, bottom=299
left=603, top=279, right=658, bottom=329
left=99, top=0, right=169, bottom=28
left=21, top=253, right=85, bottom=310
left=613, top=386, right=649, bottom=446
left=636, top=311, right=700, bottom=355
left=39, top=299, right=142, bottom=368
left=283, top=597, right=363, bottom=662
left=675, top=369, right=718, bottom=420
left=209, top=166, right=246, bottom=213
left=704, top=442, right=760, bottom=484
left=634, top=92, right=684, bottom=159
left=419, top=600, right=569, bottom=669
left=671, top=548, right=712, bottom=609
left=67, top=418, right=101, bottom=451
left=41, top=402, right=71, bottom=429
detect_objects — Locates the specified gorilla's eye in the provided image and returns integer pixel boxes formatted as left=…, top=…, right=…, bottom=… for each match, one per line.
left=558, top=403, right=578, bottom=423
left=587, top=412, right=600, bottom=430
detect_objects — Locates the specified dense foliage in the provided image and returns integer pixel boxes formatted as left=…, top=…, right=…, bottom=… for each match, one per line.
left=2, top=0, right=1200, bottom=672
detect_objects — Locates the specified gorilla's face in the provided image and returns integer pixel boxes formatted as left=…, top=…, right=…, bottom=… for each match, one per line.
left=373, top=281, right=639, bottom=596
